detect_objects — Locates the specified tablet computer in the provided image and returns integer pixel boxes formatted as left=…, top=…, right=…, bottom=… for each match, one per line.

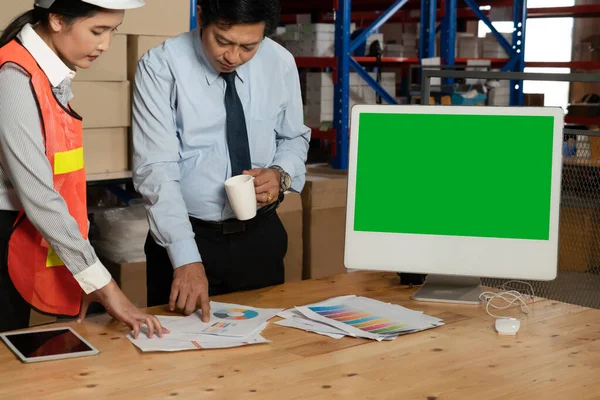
left=0, top=327, right=99, bottom=363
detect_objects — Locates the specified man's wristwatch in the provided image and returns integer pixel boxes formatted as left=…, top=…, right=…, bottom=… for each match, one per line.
left=271, top=165, right=292, bottom=193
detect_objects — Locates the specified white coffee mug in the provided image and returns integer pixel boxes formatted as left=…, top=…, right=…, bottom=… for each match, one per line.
left=225, top=175, right=257, bottom=221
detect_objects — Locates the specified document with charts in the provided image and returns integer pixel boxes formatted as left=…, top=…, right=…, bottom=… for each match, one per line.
left=164, top=301, right=283, bottom=338
left=291, top=296, right=444, bottom=341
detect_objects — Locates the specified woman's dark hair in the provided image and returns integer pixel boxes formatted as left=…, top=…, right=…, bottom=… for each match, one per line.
left=0, top=0, right=103, bottom=48
left=198, top=0, right=280, bottom=37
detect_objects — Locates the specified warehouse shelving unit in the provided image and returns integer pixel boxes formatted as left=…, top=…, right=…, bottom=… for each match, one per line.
left=420, top=69, right=600, bottom=101
left=294, top=57, right=600, bottom=70
left=278, top=0, right=600, bottom=169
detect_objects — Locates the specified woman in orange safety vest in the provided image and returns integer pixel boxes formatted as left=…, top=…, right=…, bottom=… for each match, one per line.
left=0, top=0, right=166, bottom=339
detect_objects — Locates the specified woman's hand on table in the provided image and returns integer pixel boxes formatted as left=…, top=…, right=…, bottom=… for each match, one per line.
left=77, top=279, right=169, bottom=339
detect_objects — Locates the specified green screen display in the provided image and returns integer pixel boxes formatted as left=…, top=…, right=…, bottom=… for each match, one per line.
left=354, top=113, right=555, bottom=241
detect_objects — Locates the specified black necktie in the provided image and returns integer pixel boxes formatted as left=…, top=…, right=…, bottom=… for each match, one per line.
left=222, top=72, right=252, bottom=177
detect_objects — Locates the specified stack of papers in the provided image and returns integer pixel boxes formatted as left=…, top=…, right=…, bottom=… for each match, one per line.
left=128, top=302, right=283, bottom=352
left=275, top=295, right=444, bottom=341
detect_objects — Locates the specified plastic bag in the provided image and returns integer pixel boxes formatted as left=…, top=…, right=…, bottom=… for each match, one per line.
left=91, top=205, right=149, bottom=264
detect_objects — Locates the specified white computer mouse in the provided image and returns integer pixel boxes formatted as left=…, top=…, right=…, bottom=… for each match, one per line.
left=495, top=318, right=520, bottom=336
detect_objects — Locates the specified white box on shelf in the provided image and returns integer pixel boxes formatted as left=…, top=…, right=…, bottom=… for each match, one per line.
left=366, top=33, right=385, bottom=48
left=305, top=108, right=334, bottom=126
left=296, top=14, right=311, bottom=24
left=402, top=33, right=418, bottom=43
left=490, top=6, right=513, bottom=21
left=489, top=92, right=510, bottom=106
left=287, top=23, right=335, bottom=34
left=465, top=59, right=491, bottom=85
left=457, top=34, right=480, bottom=59
left=307, top=72, right=334, bottom=87
left=284, top=31, right=302, bottom=41
left=384, top=43, right=404, bottom=57
left=284, top=41, right=302, bottom=56
left=361, top=89, right=377, bottom=104
left=422, top=57, right=442, bottom=86
left=306, top=88, right=334, bottom=104
left=483, top=33, right=513, bottom=58
left=382, top=72, right=396, bottom=83
left=350, top=73, right=364, bottom=87
left=305, top=100, right=334, bottom=114
left=299, top=38, right=335, bottom=57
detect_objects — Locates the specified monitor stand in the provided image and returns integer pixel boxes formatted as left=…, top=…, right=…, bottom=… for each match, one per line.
left=410, top=275, right=482, bottom=305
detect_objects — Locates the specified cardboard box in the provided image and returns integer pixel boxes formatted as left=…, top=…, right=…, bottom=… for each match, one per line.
left=277, top=192, right=303, bottom=283
left=570, top=82, right=600, bottom=104
left=71, top=81, right=131, bottom=128
left=379, top=23, right=403, bottom=45
left=103, top=260, right=147, bottom=308
left=0, top=3, right=30, bottom=32
left=75, top=35, right=127, bottom=82
left=84, top=128, right=129, bottom=174
left=306, top=163, right=348, bottom=176
left=590, top=135, right=600, bottom=161
left=580, top=34, right=600, bottom=61
left=127, top=35, right=172, bottom=80
left=118, top=0, right=190, bottom=36
left=568, top=104, right=600, bottom=118
left=524, top=93, right=545, bottom=107
left=558, top=201, right=600, bottom=273
left=301, top=174, right=348, bottom=279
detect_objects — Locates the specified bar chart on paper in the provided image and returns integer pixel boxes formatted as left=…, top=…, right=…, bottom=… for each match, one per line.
left=203, top=322, right=235, bottom=334
left=292, top=296, right=444, bottom=341
left=308, top=305, right=408, bottom=335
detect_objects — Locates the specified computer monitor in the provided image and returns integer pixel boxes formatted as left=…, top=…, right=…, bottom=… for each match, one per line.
left=344, top=105, right=564, bottom=304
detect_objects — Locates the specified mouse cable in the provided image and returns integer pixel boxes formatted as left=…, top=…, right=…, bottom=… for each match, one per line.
left=479, top=281, right=535, bottom=319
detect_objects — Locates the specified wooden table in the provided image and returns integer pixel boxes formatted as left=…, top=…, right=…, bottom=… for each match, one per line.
left=1, top=272, right=599, bottom=400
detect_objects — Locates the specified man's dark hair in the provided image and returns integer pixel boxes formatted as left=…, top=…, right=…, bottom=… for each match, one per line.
left=198, top=0, right=280, bottom=37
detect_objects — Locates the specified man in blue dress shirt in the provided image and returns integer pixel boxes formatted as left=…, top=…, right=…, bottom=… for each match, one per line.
left=132, top=0, right=310, bottom=319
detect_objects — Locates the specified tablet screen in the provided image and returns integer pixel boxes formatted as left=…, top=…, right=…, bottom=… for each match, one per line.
left=3, top=328, right=93, bottom=358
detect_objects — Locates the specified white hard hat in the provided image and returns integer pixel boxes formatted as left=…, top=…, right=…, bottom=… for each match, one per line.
left=35, top=0, right=145, bottom=9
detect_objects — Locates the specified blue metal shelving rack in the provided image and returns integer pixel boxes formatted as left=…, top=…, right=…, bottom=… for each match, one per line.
left=332, top=0, right=528, bottom=169
left=190, top=1, right=197, bottom=29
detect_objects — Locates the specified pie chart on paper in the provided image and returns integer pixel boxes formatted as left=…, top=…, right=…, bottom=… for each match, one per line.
left=213, top=308, right=259, bottom=320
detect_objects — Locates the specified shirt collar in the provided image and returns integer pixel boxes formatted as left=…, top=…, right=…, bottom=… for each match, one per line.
left=193, top=28, right=250, bottom=86
left=236, top=61, right=248, bottom=83
left=194, top=28, right=220, bottom=86
left=17, top=24, right=76, bottom=87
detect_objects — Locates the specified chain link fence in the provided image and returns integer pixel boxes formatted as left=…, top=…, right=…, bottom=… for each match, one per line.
left=484, top=129, right=600, bottom=309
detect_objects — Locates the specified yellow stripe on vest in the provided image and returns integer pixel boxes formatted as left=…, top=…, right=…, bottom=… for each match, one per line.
left=54, top=147, right=84, bottom=175
left=46, top=247, right=64, bottom=268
